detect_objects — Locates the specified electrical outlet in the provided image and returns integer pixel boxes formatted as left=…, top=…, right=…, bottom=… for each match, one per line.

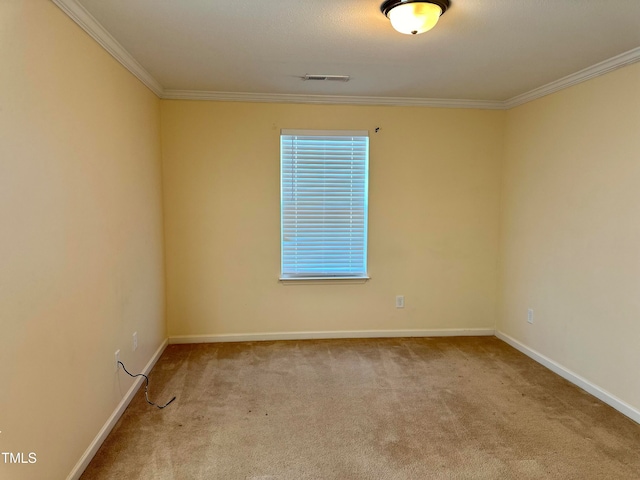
left=396, top=295, right=405, bottom=309
left=115, top=350, right=120, bottom=372
left=133, top=332, right=138, bottom=351
left=527, top=309, right=534, bottom=324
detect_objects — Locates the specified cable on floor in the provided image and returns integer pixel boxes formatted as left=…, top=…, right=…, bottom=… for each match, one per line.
left=118, top=361, right=176, bottom=409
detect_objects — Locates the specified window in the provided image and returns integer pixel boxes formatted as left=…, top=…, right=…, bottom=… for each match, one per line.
left=280, top=130, right=369, bottom=280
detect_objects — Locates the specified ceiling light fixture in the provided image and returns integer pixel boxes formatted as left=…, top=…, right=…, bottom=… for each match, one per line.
left=380, top=0, right=450, bottom=35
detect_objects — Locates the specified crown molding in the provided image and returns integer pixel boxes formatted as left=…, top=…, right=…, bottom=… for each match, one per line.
left=504, top=45, right=640, bottom=109
left=51, top=0, right=164, bottom=97
left=161, top=89, right=506, bottom=110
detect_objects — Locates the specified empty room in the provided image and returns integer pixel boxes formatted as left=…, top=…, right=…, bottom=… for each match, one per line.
left=3, top=0, right=640, bottom=479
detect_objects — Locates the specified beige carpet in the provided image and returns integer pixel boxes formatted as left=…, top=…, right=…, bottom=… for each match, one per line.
left=81, top=337, right=640, bottom=479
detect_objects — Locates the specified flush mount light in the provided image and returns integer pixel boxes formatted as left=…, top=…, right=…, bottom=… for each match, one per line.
left=380, top=0, right=450, bottom=35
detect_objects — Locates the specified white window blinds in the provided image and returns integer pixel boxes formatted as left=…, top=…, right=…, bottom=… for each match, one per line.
left=281, top=130, right=369, bottom=279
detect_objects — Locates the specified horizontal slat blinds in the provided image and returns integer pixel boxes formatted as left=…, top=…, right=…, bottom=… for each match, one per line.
left=281, top=130, right=369, bottom=278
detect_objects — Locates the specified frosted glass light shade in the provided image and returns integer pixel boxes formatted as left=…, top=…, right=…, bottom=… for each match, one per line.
left=387, top=2, right=443, bottom=35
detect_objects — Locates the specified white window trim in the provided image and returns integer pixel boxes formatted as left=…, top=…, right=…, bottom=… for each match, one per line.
left=278, top=276, right=370, bottom=284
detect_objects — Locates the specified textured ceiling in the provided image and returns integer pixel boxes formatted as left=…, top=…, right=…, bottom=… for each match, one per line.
left=74, top=0, right=640, bottom=101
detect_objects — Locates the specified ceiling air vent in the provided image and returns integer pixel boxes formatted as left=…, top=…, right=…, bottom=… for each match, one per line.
left=303, top=74, right=350, bottom=82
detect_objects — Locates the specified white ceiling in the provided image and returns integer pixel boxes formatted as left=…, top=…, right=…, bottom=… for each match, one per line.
left=63, top=0, right=640, bottom=104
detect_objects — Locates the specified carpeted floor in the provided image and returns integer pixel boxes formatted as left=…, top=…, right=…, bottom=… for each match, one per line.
left=81, top=337, right=640, bottom=479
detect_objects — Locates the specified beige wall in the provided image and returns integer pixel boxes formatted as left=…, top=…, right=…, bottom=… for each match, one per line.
left=161, top=101, right=504, bottom=337
left=498, top=62, right=640, bottom=411
left=0, top=2, right=166, bottom=479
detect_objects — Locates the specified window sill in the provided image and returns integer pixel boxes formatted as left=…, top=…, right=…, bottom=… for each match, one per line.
left=279, top=276, right=370, bottom=285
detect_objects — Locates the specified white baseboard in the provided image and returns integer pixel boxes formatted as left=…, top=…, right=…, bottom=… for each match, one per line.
left=66, top=339, right=169, bottom=480
left=496, top=331, right=640, bottom=425
left=169, top=328, right=495, bottom=344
